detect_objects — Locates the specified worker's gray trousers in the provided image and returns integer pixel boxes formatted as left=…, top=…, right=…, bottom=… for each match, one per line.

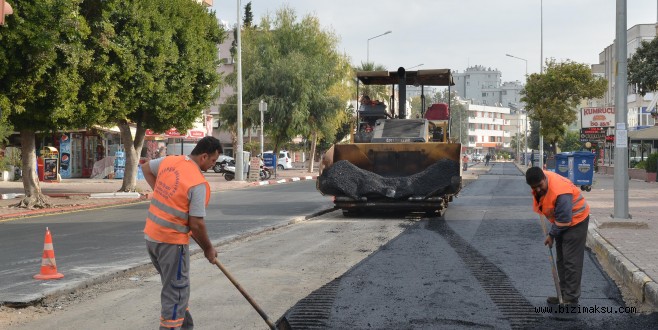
left=146, top=241, right=194, bottom=330
left=555, top=216, right=589, bottom=302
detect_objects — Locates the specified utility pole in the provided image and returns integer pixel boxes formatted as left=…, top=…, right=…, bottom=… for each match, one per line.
left=614, top=0, right=629, bottom=219
left=259, top=100, right=267, bottom=157
left=235, top=0, right=244, bottom=181
left=539, top=0, right=544, bottom=170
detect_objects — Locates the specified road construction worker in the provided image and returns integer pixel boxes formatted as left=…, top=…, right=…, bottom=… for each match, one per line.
left=142, top=136, right=222, bottom=329
left=525, top=167, right=590, bottom=305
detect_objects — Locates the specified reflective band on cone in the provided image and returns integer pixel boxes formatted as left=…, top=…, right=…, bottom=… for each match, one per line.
left=33, top=227, right=64, bottom=280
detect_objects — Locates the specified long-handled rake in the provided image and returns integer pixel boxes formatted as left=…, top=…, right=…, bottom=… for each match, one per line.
left=539, top=215, right=564, bottom=304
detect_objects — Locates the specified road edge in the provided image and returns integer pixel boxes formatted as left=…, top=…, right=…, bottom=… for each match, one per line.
left=1, top=206, right=337, bottom=307
left=587, top=223, right=658, bottom=311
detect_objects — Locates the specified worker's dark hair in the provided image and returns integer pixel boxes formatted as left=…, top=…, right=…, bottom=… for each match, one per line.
left=191, top=136, right=223, bottom=156
left=525, top=166, right=545, bottom=186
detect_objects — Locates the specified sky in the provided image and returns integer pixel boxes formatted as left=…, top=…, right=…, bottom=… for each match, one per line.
left=211, top=0, right=658, bottom=84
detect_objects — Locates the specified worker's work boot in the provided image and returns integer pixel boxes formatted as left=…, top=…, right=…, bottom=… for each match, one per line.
left=546, top=296, right=560, bottom=304
left=546, top=296, right=578, bottom=305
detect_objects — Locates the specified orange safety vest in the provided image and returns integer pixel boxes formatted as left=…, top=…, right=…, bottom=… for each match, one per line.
left=532, top=171, right=589, bottom=226
left=144, top=156, right=211, bottom=244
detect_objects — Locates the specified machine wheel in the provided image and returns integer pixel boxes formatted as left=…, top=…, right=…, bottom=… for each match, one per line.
left=277, top=164, right=285, bottom=170
left=585, top=186, right=591, bottom=192
left=213, top=164, right=222, bottom=173
left=580, top=185, right=586, bottom=191
left=224, top=173, right=235, bottom=181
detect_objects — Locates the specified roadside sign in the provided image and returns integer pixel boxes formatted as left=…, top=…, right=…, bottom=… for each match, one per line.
left=263, top=153, right=276, bottom=168
left=580, top=127, right=605, bottom=142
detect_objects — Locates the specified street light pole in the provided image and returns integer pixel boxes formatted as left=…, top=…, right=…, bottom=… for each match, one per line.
left=539, top=0, right=544, bottom=170
left=614, top=0, right=629, bottom=219
left=367, top=30, right=392, bottom=63
left=505, top=53, right=528, bottom=165
left=236, top=0, right=244, bottom=181
left=259, top=100, right=267, bottom=157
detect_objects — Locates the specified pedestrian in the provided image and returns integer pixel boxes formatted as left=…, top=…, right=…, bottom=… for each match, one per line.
left=485, top=154, right=491, bottom=166
left=462, top=154, right=468, bottom=171
left=142, top=136, right=222, bottom=329
left=525, top=167, right=590, bottom=305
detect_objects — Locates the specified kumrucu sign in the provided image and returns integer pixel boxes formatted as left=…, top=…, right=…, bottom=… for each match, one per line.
left=582, top=107, right=614, bottom=128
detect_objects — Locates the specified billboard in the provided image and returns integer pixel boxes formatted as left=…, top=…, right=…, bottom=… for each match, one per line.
left=582, top=107, right=614, bottom=128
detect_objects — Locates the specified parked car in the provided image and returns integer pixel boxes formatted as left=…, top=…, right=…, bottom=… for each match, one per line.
left=263, top=150, right=293, bottom=170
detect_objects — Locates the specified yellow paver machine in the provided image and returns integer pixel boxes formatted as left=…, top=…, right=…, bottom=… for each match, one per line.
left=318, top=67, right=463, bottom=216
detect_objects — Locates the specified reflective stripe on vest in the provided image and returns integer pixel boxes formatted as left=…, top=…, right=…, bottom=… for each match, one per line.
left=532, top=171, right=590, bottom=226
left=144, top=156, right=210, bottom=244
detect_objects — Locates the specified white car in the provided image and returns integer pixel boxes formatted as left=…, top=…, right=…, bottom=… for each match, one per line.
left=263, top=150, right=293, bottom=170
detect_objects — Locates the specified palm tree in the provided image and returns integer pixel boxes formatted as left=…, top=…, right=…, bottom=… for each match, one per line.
left=353, top=62, right=390, bottom=104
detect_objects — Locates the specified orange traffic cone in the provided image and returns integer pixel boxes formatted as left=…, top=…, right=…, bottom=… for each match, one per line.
left=33, top=227, right=64, bottom=280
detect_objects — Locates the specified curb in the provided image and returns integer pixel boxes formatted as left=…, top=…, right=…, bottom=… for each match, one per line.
left=252, top=175, right=317, bottom=186
left=587, top=222, right=658, bottom=310
left=0, top=197, right=149, bottom=221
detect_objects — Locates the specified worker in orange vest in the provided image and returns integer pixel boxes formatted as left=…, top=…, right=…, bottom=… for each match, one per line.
left=142, top=136, right=222, bottom=329
left=526, top=167, right=590, bottom=306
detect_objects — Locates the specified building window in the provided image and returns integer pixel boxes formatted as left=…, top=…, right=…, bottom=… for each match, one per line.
left=469, top=136, right=476, bottom=143
left=489, top=136, right=496, bottom=142
left=482, top=92, right=487, bottom=97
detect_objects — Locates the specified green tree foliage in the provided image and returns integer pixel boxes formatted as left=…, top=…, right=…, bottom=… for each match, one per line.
left=224, top=6, right=351, bottom=170
left=81, top=0, right=225, bottom=191
left=628, top=37, right=658, bottom=96
left=521, top=59, right=607, bottom=154
left=560, top=130, right=582, bottom=152
left=0, top=0, right=92, bottom=208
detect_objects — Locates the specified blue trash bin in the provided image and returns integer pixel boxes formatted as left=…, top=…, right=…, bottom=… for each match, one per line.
left=572, top=151, right=595, bottom=191
left=554, top=152, right=571, bottom=179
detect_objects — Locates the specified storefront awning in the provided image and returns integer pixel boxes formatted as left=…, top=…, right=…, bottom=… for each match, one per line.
left=146, top=128, right=207, bottom=139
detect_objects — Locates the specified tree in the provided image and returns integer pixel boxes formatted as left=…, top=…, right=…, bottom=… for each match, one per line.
left=560, top=130, right=582, bottom=152
left=81, top=0, right=225, bottom=191
left=521, top=59, right=607, bottom=154
left=225, top=6, right=351, bottom=168
left=353, top=62, right=389, bottom=103
left=0, top=0, right=93, bottom=208
left=628, top=36, right=658, bottom=97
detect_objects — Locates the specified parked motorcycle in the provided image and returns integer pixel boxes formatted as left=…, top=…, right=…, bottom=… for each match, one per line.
left=214, top=160, right=236, bottom=181
left=260, top=165, right=271, bottom=181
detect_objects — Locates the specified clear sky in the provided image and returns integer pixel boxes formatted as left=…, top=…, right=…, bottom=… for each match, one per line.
left=211, top=1, right=658, bottom=84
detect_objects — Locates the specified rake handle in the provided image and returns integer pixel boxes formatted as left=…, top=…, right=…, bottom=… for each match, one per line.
left=539, top=215, right=564, bottom=304
left=212, top=259, right=276, bottom=330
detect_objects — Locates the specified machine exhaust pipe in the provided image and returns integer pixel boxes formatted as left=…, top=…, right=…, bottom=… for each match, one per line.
left=398, top=67, right=406, bottom=119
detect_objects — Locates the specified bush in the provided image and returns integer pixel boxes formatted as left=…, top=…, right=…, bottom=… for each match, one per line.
left=634, top=160, right=646, bottom=170
left=646, top=153, right=658, bottom=173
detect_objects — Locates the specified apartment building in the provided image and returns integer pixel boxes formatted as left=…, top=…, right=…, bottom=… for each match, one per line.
left=453, top=65, right=525, bottom=110
left=598, top=23, right=656, bottom=130
left=465, top=104, right=511, bottom=155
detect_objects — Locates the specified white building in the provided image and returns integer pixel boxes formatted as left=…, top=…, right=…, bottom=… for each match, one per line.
left=465, top=104, right=511, bottom=155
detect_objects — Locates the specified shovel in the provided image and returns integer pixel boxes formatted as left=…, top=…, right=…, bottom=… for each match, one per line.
left=539, top=215, right=564, bottom=304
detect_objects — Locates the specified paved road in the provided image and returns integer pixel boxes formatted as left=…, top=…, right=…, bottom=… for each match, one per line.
left=0, top=180, right=333, bottom=305
left=282, top=163, right=658, bottom=329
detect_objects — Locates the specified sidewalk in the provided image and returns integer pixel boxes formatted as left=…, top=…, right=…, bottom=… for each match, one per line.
left=514, top=162, right=658, bottom=311
left=0, top=167, right=319, bottom=221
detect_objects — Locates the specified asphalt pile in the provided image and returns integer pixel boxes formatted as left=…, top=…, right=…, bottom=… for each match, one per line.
left=318, top=159, right=460, bottom=200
